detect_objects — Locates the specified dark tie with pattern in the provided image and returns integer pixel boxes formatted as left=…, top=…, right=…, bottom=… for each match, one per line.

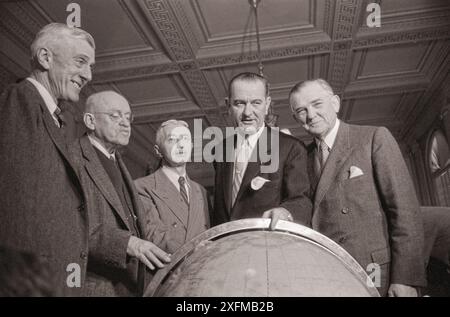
left=314, top=140, right=330, bottom=177
left=54, top=106, right=65, bottom=128
left=319, top=140, right=330, bottom=169
left=178, top=176, right=189, bottom=207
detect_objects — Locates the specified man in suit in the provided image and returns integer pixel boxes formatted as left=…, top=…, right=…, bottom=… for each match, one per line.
left=70, top=91, right=171, bottom=296
left=289, top=78, right=426, bottom=296
left=0, top=23, right=95, bottom=296
left=212, top=72, right=312, bottom=229
left=135, top=120, right=210, bottom=254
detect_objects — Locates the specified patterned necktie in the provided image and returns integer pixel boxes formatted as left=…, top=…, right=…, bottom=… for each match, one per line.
left=232, top=136, right=250, bottom=206
left=319, top=140, right=329, bottom=170
left=314, top=140, right=329, bottom=177
left=54, top=107, right=65, bottom=128
left=178, top=176, right=189, bottom=207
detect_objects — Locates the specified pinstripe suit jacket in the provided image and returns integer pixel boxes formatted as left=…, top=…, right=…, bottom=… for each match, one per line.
left=0, top=80, right=88, bottom=296
left=135, top=168, right=210, bottom=254
left=308, top=122, right=426, bottom=295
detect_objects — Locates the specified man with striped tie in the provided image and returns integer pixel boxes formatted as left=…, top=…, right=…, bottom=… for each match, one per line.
left=135, top=120, right=210, bottom=254
left=289, top=78, right=426, bottom=296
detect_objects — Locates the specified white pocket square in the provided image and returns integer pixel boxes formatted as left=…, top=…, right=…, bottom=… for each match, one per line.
left=349, top=166, right=364, bottom=179
left=251, top=176, right=270, bottom=190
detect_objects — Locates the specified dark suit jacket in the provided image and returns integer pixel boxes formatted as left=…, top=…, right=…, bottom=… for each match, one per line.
left=69, top=135, right=149, bottom=296
left=420, top=206, right=450, bottom=268
left=135, top=168, right=210, bottom=254
left=0, top=80, right=88, bottom=296
left=212, top=127, right=312, bottom=226
left=307, top=122, right=426, bottom=295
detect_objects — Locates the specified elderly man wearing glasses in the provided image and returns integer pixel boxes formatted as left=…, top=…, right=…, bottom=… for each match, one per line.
left=69, top=91, right=171, bottom=296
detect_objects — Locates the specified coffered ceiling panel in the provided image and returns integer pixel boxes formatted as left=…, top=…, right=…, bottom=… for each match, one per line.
left=114, top=75, right=188, bottom=105
left=349, top=94, right=402, bottom=123
left=192, top=0, right=312, bottom=39
left=352, top=42, right=430, bottom=80
left=34, top=0, right=154, bottom=55
left=381, top=0, right=449, bottom=13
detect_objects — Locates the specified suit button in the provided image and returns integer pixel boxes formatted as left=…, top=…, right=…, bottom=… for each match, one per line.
left=172, top=222, right=177, bottom=228
left=80, top=251, right=87, bottom=260
left=341, top=207, right=350, bottom=214
left=78, top=203, right=85, bottom=212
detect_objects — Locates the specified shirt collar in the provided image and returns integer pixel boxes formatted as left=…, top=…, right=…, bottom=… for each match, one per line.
left=316, top=119, right=340, bottom=150
left=161, top=165, right=190, bottom=189
left=236, top=124, right=265, bottom=150
left=26, top=77, right=59, bottom=116
left=88, top=134, right=116, bottom=160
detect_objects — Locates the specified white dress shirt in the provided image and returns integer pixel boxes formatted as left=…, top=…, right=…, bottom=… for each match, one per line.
left=26, top=77, right=61, bottom=127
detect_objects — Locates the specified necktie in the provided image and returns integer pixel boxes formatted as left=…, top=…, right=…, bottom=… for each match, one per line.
left=178, top=176, right=189, bottom=207
left=54, top=107, right=65, bottom=128
left=232, top=136, right=250, bottom=206
left=319, top=140, right=329, bottom=170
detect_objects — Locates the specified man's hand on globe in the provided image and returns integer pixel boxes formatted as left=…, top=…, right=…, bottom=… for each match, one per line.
left=262, top=207, right=294, bottom=230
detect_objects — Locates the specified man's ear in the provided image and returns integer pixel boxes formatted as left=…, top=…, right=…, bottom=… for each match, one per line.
left=225, top=97, right=232, bottom=115
left=265, top=96, right=272, bottom=115
left=331, top=94, right=340, bottom=114
left=36, top=47, right=52, bottom=70
left=154, top=144, right=162, bottom=158
left=83, top=113, right=95, bottom=131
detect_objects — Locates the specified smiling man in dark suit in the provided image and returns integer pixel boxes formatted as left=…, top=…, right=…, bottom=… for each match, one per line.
left=0, top=23, right=95, bottom=296
left=212, top=72, right=312, bottom=229
left=70, top=91, right=171, bottom=296
left=289, top=78, right=426, bottom=296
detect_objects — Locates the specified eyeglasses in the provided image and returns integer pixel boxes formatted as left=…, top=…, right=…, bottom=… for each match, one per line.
left=92, top=111, right=134, bottom=123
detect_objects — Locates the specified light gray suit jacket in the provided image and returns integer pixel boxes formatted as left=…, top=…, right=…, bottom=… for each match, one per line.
left=135, top=168, right=210, bottom=254
left=307, top=122, right=426, bottom=295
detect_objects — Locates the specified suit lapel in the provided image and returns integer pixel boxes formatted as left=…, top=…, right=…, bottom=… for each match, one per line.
left=314, top=122, right=351, bottom=207
left=222, top=136, right=235, bottom=215
left=40, top=102, right=72, bottom=168
left=152, top=169, right=189, bottom=227
left=307, top=143, right=319, bottom=195
left=38, top=97, right=84, bottom=197
left=116, top=152, right=144, bottom=235
left=232, top=127, right=271, bottom=212
left=80, top=136, right=130, bottom=230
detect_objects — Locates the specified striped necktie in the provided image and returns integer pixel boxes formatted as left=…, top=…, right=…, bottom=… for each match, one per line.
left=232, top=136, right=250, bottom=206
left=53, top=106, right=65, bottom=128
left=178, top=176, right=189, bottom=207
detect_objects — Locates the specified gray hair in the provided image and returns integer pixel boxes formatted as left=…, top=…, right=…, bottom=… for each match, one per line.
left=288, top=79, right=335, bottom=111
left=85, top=91, right=127, bottom=113
left=30, top=23, right=95, bottom=67
left=155, top=119, right=189, bottom=147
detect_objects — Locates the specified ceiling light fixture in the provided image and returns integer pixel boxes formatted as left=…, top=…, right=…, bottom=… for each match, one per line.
left=249, top=0, right=279, bottom=127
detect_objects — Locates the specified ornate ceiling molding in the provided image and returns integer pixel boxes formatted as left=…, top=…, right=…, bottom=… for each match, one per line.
left=354, top=26, right=450, bottom=49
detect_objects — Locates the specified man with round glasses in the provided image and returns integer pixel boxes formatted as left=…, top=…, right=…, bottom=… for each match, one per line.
left=69, top=91, right=171, bottom=296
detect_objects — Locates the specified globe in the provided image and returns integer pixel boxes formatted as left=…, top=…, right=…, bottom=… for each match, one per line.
left=145, top=219, right=379, bottom=297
